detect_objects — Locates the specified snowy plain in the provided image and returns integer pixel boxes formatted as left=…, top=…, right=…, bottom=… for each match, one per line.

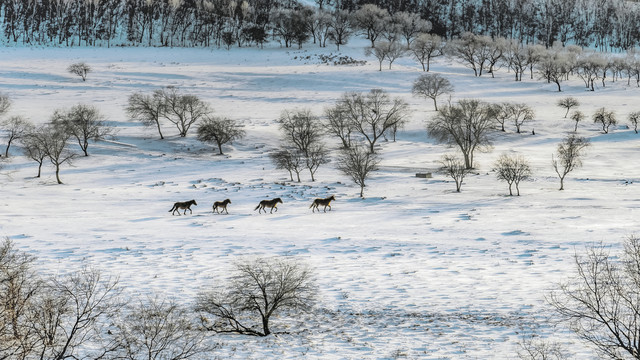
left=1, top=40, right=639, bottom=359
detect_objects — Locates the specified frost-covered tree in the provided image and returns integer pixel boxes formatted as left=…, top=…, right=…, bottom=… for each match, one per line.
left=324, top=104, right=354, bottom=149
left=447, top=32, right=492, bottom=77
left=392, top=11, right=431, bottom=46
left=21, top=127, right=48, bottom=177
left=38, top=124, right=76, bottom=184
left=365, top=40, right=407, bottom=70
left=410, top=33, right=444, bottom=72
left=576, top=53, right=606, bottom=91
left=411, top=73, right=454, bottom=111
left=537, top=49, right=571, bottom=92
left=352, top=4, right=387, bottom=48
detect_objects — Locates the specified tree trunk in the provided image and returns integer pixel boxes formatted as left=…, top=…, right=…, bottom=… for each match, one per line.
left=55, top=165, right=63, bottom=184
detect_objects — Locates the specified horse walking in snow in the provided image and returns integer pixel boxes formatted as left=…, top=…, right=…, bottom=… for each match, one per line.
left=212, top=199, right=231, bottom=214
left=169, top=200, right=197, bottom=215
left=254, top=198, right=283, bottom=214
left=309, top=195, right=335, bottom=213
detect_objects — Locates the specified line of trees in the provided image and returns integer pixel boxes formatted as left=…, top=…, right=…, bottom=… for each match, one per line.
left=3, top=0, right=640, bottom=52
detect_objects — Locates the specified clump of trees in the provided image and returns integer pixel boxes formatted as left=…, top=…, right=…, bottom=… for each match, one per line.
left=325, top=89, right=410, bottom=154
left=493, top=154, right=531, bottom=196
left=126, top=87, right=212, bottom=138
left=272, top=108, right=329, bottom=182
left=51, top=104, right=113, bottom=156
left=592, top=107, right=617, bottom=134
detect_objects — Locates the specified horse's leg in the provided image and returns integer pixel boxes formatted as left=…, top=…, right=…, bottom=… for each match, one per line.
left=224, top=207, right=228, bottom=214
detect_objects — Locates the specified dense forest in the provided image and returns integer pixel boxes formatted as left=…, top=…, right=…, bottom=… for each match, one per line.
left=0, top=0, right=639, bottom=51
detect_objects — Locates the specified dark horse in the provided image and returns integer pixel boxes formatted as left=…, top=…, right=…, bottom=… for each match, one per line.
left=254, top=198, right=283, bottom=214
left=212, top=199, right=231, bottom=214
left=169, top=200, right=197, bottom=215
left=310, top=195, right=335, bottom=213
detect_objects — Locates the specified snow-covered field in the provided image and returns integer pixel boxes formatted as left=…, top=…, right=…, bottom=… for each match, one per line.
left=1, top=41, right=638, bottom=359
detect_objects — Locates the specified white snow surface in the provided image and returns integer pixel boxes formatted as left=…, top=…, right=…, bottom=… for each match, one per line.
left=1, top=41, right=639, bottom=359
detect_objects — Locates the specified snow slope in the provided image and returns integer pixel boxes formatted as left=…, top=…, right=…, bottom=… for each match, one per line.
left=1, top=41, right=638, bottom=359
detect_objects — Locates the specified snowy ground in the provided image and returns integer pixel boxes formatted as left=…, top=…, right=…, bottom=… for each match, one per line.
left=1, top=41, right=639, bottom=359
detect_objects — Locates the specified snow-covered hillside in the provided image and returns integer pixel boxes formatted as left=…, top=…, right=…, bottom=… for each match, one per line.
left=1, top=41, right=638, bottom=358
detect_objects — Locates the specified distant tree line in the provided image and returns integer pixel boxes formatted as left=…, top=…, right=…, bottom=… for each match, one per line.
left=2, top=0, right=640, bottom=51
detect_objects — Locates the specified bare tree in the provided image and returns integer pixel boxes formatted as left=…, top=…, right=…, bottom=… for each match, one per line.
left=592, top=107, right=617, bottom=134
left=112, top=297, right=210, bottom=359
left=516, top=331, right=571, bottom=360
left=426, top=99, right=495, bottom=169
left=410, top=33, right=444, bottom=72
left=270, top=148, right=305, bottom=182
left=126, top=91, right=166, bottom=139
left=336, top=144, right=379, bottom=198
left=552, top=134, right=589, bottom=191
left=324, top=104, right=354, bottom=149
left=67, top=62, right=92, bottom=81
left=51, top=104, right=113, bottom=156
left=492, top=154, right=532, bottom=196
left=0, top=237, right=43, bottom=359
left=39, top=124, right=76, bottom=184
left=548, top=236, right=640, bottom=359
left=196, top=115, right=245, bottom=155
left=507, top=103, right=535, bottom=134
left=21, top=127, right=48, bottom=178
left=412, top=73, right=454, bottom=111
left=196, top=257, right=317, bottom=337
left=0, top=94, right=10, bottom=117
left=365, top=41, right=408, bottom=71
left=277, top=108, right=323, bottom=157
left=628, top=111, right=640, bottom=134
left=159, top=87, right=211, bottom=137
left=336, top=89, right=410, bottom=154
left=305, top=144, right=330, bottom=182
left=557, top=97, right=580, bottom=118
left=492, top=103, right=511, bottom=132
left=1, top=116, right=34, bottom=157
left=439, top=154, right=468, bottom=192
left=32, top=268, right=122, bottom=360
left=570, top=111, right=585, bottom=132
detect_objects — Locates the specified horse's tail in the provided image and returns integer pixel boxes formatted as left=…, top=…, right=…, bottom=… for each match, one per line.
left=168, top=204, right=176, bottom=212
left=309, top=201, right=315, bottom=209
left=254, top=204, right=260, bottom=211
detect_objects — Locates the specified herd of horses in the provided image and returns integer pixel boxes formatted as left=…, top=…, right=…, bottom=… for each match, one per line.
left=168, top=195, right=335, bottom=215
